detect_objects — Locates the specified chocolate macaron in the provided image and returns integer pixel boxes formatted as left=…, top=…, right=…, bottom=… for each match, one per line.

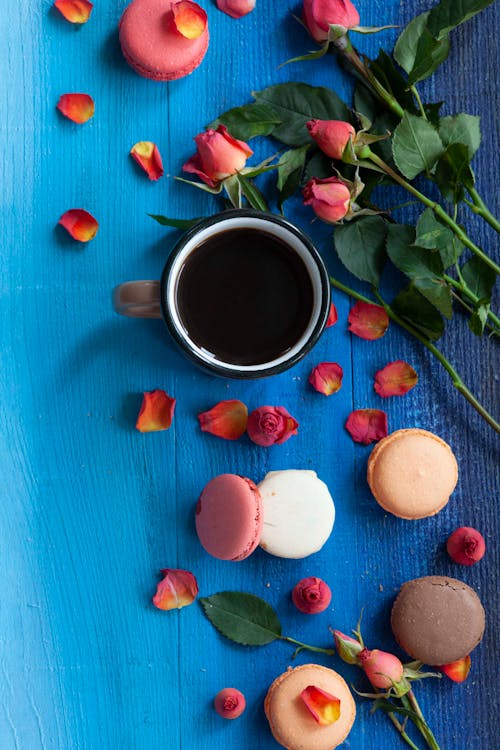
left=391, top=576, right=485, bottom=665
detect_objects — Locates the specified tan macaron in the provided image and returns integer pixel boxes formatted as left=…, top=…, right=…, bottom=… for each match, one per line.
left=367, top=428, right=458, bottom=519
left=264, top=664, right=356, bottom=750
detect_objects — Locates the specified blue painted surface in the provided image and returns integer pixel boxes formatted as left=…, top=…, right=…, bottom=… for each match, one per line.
left=1, top=1, right=498, bottom=748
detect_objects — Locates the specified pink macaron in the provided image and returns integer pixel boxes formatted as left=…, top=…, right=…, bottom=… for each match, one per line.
left=195, top=474, right=263, bottom=561
left=119, top=0, right=209, bottom=81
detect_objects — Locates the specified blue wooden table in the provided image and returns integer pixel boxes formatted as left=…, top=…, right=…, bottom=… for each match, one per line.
left=1, top=1, right=498, bottom=748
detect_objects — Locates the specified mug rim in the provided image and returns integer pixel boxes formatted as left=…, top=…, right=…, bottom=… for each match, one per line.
left=159, top=209, right=331, bottom=379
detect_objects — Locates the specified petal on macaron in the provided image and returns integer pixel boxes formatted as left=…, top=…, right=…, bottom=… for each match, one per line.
left=348, top=301, right=389, bottom=340
left=309, top=363, right=343, bottom=396
left=374, top=360, right=418, bottom=397
left=198, top=400, right=248, bottom=440
left=153, top=568, right=198, bottom=610
left=136, top=390, right=176, bottom=432
left=172, top=1, right=208, bottom=39
left=300, top=685, right=340, bottom=725
left=54, top=0, right=93, bottom=23
left=130, top=141, right=164, bottom=181
left=56, top=93, right=94, bottom=124
left=326, top=302, right=338, bottom=328
left=58, top=209, right=99, bottom=242
left=440, top=655, right=471, bottom=683
left=345, top=409, right=388, bottom=444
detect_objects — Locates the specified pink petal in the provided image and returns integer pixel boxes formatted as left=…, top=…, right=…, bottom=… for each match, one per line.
left=374, top=360, right=418, bottom=397
left=130, top=141, right=164, bottom=181
left=345, top=409, right=388, bottom=444
left=136, top=390, right=176, bottom=432
left=57, top=93, right=94, bottom=124
left=348, top=301, right=389, bottom=340
left=326, top=302, right=338, bottom=328
left=300, top=685, right=340, bottom=725
left=54, top=0, right=93, bottom=23
left=198, top=400, right=248, bottom=440
left=152, top=568, right=198, bottom=610
left=309, top=362, right=343, bottom=396
left=58, top=209, right=98, bottom=242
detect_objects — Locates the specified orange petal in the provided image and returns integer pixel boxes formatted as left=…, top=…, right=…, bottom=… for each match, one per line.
left=345, top=409, right=388, bottom=444
left=58, top=209, right=98, bottom=242
left=374, top=360, right=418, bottom=397
left=348, top=301, right=389, bottom=340
left=440, top=655, right=471, bottom=683
left=198, top=399, right=248, bottom=440
left=152, top=568, right=198, bottom=611
left=57, top=93, right=94, bottom=124
left=309, top=363, right=343, bottom=396
left=130, top=141, right=164, bottom=181
left=136, top=390, right=176, bottom=432
left=326, top=302, right=338, bottom=328
left=172, top=0, right=208, bottom=39
left=300, top=685, right=340, bottom=726
left=54, top=0, right=93, bottom=24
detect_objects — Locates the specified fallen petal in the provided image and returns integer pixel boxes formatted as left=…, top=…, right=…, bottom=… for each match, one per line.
left=130, top=141, right=164, bottom=181
left=172, top=0, right=208, bottom=39
left=300, top=685, right=340, bottom=725
left=345, top=409, right=388, bottom=444
left=58, top=209, right=98, bottom=242
left=326, top=302, right=338, bottom=328
left=198, top=399, right=248, bottom=440
left=309, top=363, right=343, bottom=396
left=348, top=301, right=389, bottom=340
left=216, top=0, right=255, bottom=19
left=440, top=655, right=471, bottom=683
left=374, top=360, right=418, bottom=397
left=136, top=390, right=176, bottom=432
left=56, top=93, right=94, bottom=124
left=54, top=0, right=93, bottom=23
left=153, top=568, right=198, bottom=610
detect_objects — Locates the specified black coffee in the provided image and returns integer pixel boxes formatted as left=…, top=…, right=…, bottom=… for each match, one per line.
left=176, top=227, right=314, bottom=366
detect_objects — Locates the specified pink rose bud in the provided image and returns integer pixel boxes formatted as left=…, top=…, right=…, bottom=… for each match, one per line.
left=152, top=568, right=198, bottom=611
left=307, top=119, right=356, bottom=160
left=183, top=124, right=253, bottom=187
left=303, top=177, right=351, bottom=224
left=359, top=648, right=404, bottom=689
left=214, top=688, right=246, bottom=719
left=292, top=577, right=332, bottom=614
left=446, top=527, right=486, bottom=566
left=333, top=630, right=363, bottom=664
left=247, top=406, right=299, bottom=447
left=303, top=0, right=360, bottom=43
left=216, top=0, right=255, bottom=18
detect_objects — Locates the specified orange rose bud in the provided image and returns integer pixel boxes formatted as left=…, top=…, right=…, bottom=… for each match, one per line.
left=440, top=655, right=471, bottom=683
left=58, top=209, right=98, bottom=242
left=172, top=0, right=208, bottom=39
left=348, top=301, right=389, bottom=340
left=56, top=93, right=95, bottom=124
left=306, top=119, right=356, bottom=160
left=345, top=409, right=388, bottom=444
left=54, top=0, right=93, bottom=24
left=130, top=141, right=164, bottom=181
left=374, top=360, right=418, bottom=397
left=152, top=568, right=198, bottom=611
left=198, top=399, right=248, bottom=440
left=326, top=302, right=338, bottom=328
left=309, top=362, right=343, bottom=396
left=300, top=685, right=340, bottom=725
left=136, top=390, right=176, bottom=432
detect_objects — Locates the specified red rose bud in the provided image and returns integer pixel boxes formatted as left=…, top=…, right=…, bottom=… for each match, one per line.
left=198, top=399, right=248, bottom=440
left=183, top=125, right=253, bottom=187
left=54, top=0, right=93, bottom=24
left=216, top=0, right=255, bottom=18
left=326, top=302, right=338, bottom=327
left=440, top=655, right=471, bottom=683
left=130, top=141, right=164, bottom=180
left=152, top=568, right=198, bottom=611
left=348, top=301, right=389, bottom=340
left=58, top=209, right=98, bottom=242
left=309, top=362, right=343, bottom=396
left=57, top=93, right=95, bottom=124
left=172, top=0, right=208, bottom=39
left=292, top=577, right=332, bottom=614
left=136, top=390, right=176, bottom=432
left=345, top=409, right=388, bottom=444
left=247, top=406, right=298, bottom=447
left=307, top=119, right=356, bottom=160
left=303, top=177, right=351, bottom=224
left=214, top=688, right=246, bottom=719
left=446, top=527, right=486, bottom=566
left=333, top=630, right=363, bottom=665
left=374, top=360, right=418, bottom=397
left=303, top=0, right=360, bottom=42
left=300, top=685, right=340, bottom=725
left=359, top=648, right=404, bottom=689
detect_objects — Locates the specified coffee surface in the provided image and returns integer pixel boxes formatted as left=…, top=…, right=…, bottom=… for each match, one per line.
left=176, top=228, right=314, bottom=366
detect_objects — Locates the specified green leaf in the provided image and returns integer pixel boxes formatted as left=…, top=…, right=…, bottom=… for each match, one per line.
left=424, top=102, right=444, bottom=127
left=427, top=0, right=495, bottom=40
left=334, top=216, right=387, bottom=286
left=392, top=285, right=445, bottom=340
left=353, top=85, right=379, bottom=124
left=223, top=174, right=242, bottom=208
left=208, top=103, right=281, bottom=141
left=252, top=83, right=351, bottom=147
left=461, top=255, right=496, bottom=300
left=394, top=12, right=430, bottom=72
left=469, top=303, right=490, bottom=336
left=394, top=10, right=450, bottom=84
left=415, top=208, right=464, bottom=269
left=199, top=592, right=282, bottom=646
left=277, top=146, right=309, bottom=209
left=303, top=150, right=335, bottom=182
left=435, top=143, right=475, bottom=203
left=148, top=214, right=205, bottom=229
left=439, top=114, right=481, bottom=158
left=370, top=50, right=416, bottom=112
left=235, top=174, right=269, bottom=212
left=392, top=112, right=444, bottom=179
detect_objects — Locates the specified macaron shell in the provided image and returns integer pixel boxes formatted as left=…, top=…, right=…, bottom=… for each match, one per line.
left=367, top=428, right=458, bottom=519
left=264, top=664, right=356, bottom=750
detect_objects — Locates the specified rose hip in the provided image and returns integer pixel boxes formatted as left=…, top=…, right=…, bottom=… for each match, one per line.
left=214, top=688, right=246, bottom=719
left=446, top=527, right=485, bottom=566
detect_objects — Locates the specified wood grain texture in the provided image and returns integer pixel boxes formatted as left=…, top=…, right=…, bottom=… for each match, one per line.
left=0, top=1, right=498, bottom=748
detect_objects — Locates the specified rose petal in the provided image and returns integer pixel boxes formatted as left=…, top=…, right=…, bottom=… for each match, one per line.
left=216, top=0, right=255, bottom=19
left=374, top=360, right=418, bottom=397
left=130, top=141, right=164, bottom=181
left=56, top=93, right=94, bottom=124
left=326, top=302, right=338, bottom=328
left=58, top=209, right=98, bottom=242
left=309, top=363, right=343, bottom=396
left=152, top=568, right=198, bottom=611
left=198, top=399, right=248, bottom=440
left=440, top=655, right=471, bottom=683
left=348, top=301, right=389, bottom=340
left=136, top=390, right=176, bottom=432
left=54, top=0, right=93, bottom=23
left=345, top=409, right=388, bottom=444
left=172, top=0, right=208, bottom=39
left=300, top=685, right=340, bottom=726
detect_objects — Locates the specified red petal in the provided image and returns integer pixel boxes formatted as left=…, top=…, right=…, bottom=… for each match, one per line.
left=326, top=302, right=338, bottom=328
left=374, top=360, right=418, bottom=397
left=300, top=685, right=340, bottom=726
left=57, top=93, right=94, bottom=124
left=172, top=0, right=208, bottom=39
left=348, top=301, right=389, bottom=340
left=54, top=0, right=93, bottom=23
left=152, top=569, right=198, bottom=611
left=440, top=655, right=471, bottom=683
left=198, top=399, right=248, bottom=440
left=345, top=409, right=388, bottom=444
left=130, top=142, right=164, bottom=181
left=58, top=209, right=98, bottom=242
left=309, top=363, right=343, bottom=396
left=136, top=390, right=176, bottom=432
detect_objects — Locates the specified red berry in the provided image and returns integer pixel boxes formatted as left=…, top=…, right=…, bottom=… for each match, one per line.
left=446, top=527, right=485, bottom=566
left=214, top=688, right=246, bottom=719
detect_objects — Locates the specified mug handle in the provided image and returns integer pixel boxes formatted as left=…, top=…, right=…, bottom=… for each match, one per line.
left=112, top=280, right=162, bottom=319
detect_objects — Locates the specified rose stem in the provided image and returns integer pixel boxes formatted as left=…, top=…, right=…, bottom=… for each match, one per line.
left=444, top=276, right=500, bottom=334
left=386, top=710, right=423, bottom=750
left=465, top=187, right=500, bottom=234
left=402, top=692, right=441, bottom=750
left=278, top=635, right=335, bottom=656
